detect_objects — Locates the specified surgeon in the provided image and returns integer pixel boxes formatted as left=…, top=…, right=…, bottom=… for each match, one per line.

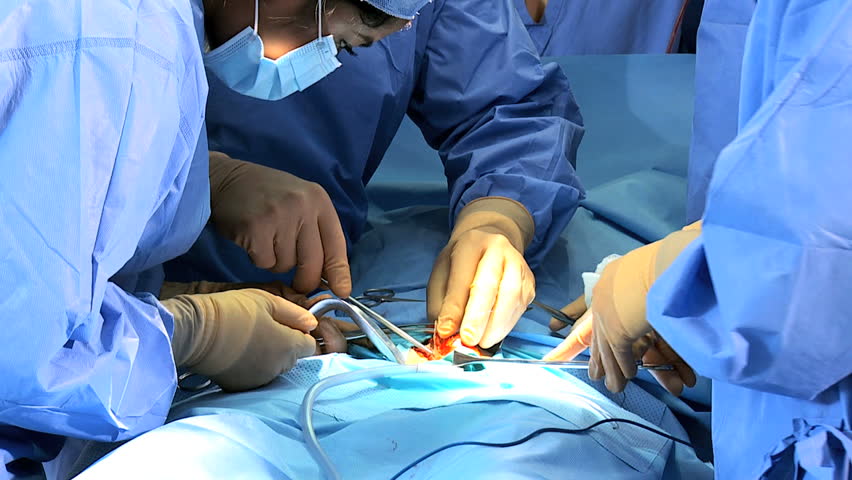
left=516, top=0, right=690, bottom=56
left=546, top=0, right=852, bottom=477
left=0, top=0, right=426, bottom=478
left=166, top=0, right=586, bottom=351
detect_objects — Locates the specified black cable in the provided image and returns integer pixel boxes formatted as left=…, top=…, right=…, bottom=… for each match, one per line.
left=389, top=417, right=693, bottom=480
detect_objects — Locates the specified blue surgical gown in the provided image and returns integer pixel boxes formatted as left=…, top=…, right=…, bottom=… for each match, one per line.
left=512, top=0, right=687, bottom=56
left=166, top=0, right=585, bottom=284
left=686, top=0, right=756, bottom=221
left=648, top=0, right=852, bottom=477
left=0, top=0, right=209, bottom=476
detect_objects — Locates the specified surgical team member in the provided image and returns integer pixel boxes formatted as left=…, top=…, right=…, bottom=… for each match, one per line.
left=546, top=0, right=852, bottom=477
left=0, top=0, right=425, bottom=477
left=517, top=0, right=689, bottom=55
left=166, top=0, right=586, bottom=350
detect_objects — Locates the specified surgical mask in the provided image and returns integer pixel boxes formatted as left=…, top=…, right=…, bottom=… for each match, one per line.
left=204, top=0, right=341, bottom=101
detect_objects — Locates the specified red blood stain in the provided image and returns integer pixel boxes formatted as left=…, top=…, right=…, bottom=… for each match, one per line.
left=413, top=331, right=487, bottom=361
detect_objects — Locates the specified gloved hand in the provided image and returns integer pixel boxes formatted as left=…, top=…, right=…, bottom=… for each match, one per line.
left=162, top=289, right=318, bottom=392
left=161, top=281, right=353, bottom=354
left=427, top=197, right=536, bottom=349
left=310, top=317, right=359, bottom=354
left=208, top=151, right=351, bottom=297
left=159, top=280, right=331, bottom=309
left=543, top=222, right=702, bottom=394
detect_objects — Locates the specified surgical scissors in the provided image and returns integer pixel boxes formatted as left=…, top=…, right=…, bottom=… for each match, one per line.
left=354, top=288, right=425, bottom=308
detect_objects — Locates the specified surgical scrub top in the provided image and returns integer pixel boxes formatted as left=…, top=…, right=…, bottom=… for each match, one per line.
left=512, top=0, right=687, bottom=56
left=648, top=0, right=852, bottom=477
left=166, top=0, right=585, bottom=284
left=0, top=0, right=209, bottom=476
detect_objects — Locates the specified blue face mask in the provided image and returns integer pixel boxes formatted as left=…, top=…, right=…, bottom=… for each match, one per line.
left=204, top=0, right=342, bottom=101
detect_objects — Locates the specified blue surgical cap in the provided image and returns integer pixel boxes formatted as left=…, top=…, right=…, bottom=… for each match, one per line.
left=362, top=0, right=431, bottom=19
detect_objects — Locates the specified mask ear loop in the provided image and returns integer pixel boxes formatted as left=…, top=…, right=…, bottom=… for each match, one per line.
left=253, top=0, right=260, bottom=32
left=316, top=0, right=324, bottom=41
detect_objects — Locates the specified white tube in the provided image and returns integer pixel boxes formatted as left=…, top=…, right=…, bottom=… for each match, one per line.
left=298, top=362, right=619, bottom=479
left=299, top=363, right=457, bottom=480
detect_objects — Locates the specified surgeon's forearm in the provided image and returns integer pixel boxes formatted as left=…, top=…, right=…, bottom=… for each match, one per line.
left=451, top=197, right=535, bottom=251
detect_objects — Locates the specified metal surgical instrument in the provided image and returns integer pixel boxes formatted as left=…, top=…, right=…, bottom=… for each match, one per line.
left=309, top=298, right=407, bottom=364
left=354, top=288, right=425, bottom=308
left=451, top=351, right=676, bottom=370
left=320, top=279, right=434, bottom=356
left=316, top=323, right=433, bottom=347
left=529, top=299, right=576, bottom=327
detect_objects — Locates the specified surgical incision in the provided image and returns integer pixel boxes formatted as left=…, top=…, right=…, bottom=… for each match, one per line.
left=404, top=331, right=489, bottom=364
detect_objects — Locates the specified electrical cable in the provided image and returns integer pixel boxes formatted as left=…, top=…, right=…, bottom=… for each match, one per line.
left=389, top=417, right=694, bottom=480
left=299, top=363, right=626, bottom=479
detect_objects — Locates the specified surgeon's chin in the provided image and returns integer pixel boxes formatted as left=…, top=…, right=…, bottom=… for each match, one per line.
left=262, top=37, right=314, bottom=60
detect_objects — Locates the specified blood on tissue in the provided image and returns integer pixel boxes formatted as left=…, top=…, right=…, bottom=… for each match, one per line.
left=412, top=331, right=486, bottom=361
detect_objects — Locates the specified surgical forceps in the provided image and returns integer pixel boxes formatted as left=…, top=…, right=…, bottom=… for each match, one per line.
left=354, top=288, right=425, bottom=308
left=320, top=279, right=434, bottom=356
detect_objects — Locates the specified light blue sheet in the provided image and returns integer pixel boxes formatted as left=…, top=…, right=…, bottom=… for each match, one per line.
left=77, top=354, right=710, bottom=479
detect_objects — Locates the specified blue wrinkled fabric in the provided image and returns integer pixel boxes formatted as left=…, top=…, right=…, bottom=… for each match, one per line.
left=686, top=0, right=756, bottom=221
left=513, top=0, right=687, bottom=56
left=760, top=419, right=852, bottom=480
left=75, top=355, right=711, bottom=479
left=165, top=0, right=584, bottom=284
left=0, top=0, right=209, bottom=477
left=649, top=0, right=852, bottom=477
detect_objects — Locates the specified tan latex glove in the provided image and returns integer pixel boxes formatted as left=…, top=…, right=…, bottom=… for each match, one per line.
left=544, top=222, right=702, bottom=394
left=427, top=197, right=536, bottom=349
left=208, top=151, right=351, bottom=297
left=160, top=280, right=329, bottom=308
left=161, top=281, right=351, bottom=355
left=162, top=289, right=318, bottom=392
